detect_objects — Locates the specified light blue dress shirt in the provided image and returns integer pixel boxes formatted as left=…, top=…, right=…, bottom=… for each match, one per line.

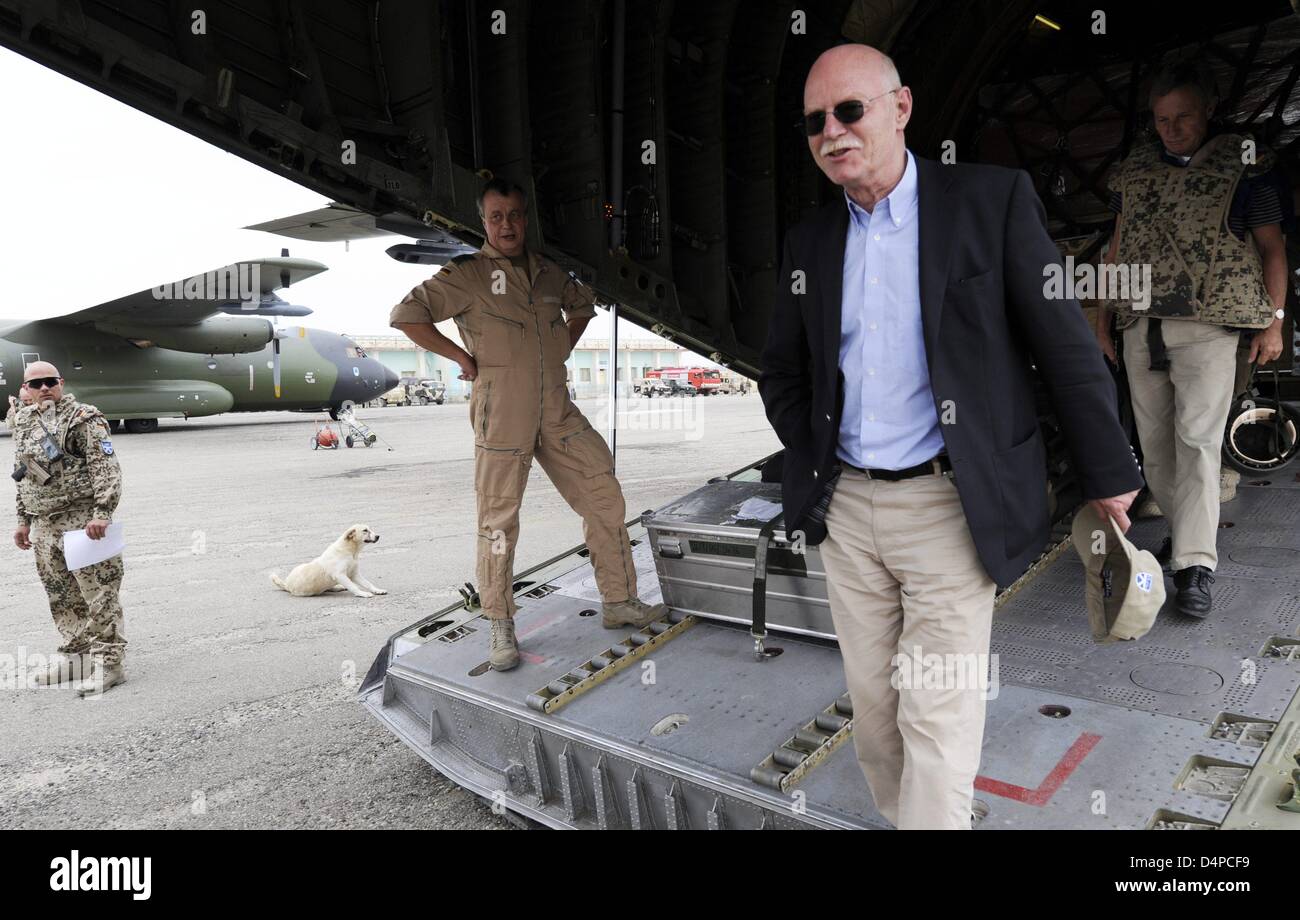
left=836, top=149, right=944, bottom=470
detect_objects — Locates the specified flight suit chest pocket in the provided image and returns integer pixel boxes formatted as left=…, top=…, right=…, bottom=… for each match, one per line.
left=539, top=299, right=569, bottom=367
left=475, top=306, right=526, bottom=366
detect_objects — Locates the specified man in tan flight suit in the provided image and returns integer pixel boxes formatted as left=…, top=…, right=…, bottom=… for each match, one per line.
left=391, top=178, right=666, bottom=670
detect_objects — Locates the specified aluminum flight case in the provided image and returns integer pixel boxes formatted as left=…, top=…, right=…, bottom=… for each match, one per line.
left=641, top=479, right=834, bottom=640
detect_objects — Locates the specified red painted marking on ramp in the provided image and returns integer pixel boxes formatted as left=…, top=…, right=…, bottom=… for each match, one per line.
left=974, top=732, right=1101, bottom=805
left=517, top=610, right=584, bottom=662
left=517, top=611, right=567, bottom=640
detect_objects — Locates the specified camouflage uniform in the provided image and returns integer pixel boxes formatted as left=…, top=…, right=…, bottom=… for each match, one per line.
left=4, top=399, right=25, bottom=432
left=1108, top=133, right=1276, bottom=328
left=13, top=395, right=126, bottom=665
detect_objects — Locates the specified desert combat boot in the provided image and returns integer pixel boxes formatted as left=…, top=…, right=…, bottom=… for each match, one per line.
left=602, top=597, right=669, bottom=630
left=489, top=618, right=520, bottom=671
left=73, top=663, right=125, bottom=697
left=31, top=654, right=91, bottom=687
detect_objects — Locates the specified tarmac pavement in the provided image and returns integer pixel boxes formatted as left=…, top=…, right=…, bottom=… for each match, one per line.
left=0, top=393, right=778, bottom=829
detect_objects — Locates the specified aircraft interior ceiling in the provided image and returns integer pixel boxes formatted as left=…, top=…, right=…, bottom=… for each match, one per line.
left=0, top=0, right=1296, bottom=380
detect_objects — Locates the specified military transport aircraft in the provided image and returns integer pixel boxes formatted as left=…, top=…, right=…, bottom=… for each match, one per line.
left=0, top=255, right=398, bottom=432
left=4, top=0, right=1299, bottom=831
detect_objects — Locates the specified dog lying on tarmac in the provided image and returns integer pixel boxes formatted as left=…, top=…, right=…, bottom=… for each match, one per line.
left=270, top=525, right=388, bottom=598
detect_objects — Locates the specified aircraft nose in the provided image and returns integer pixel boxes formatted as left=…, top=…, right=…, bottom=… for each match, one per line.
left=382, top=366, right=399, bottom=391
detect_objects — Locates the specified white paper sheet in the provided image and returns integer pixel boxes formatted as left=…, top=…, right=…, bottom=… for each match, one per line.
left=733, top=496, right=783, bottom=522
left=62, top=523, right=125, bottom=571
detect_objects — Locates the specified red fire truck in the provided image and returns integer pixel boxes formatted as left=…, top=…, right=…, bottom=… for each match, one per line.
left=640, top=366, right=724, bottom=395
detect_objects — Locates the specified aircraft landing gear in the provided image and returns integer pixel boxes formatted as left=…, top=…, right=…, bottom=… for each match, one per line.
left=109, top=420, right=121, bottom=434
left=329, top=400, right=356, bottom=421
left=124, top=418, right=158, bottom=434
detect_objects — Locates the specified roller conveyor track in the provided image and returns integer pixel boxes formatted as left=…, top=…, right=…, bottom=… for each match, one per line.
left=750, top=693, right=855, bottom=793
left=526, top=613, right=698, bottom=714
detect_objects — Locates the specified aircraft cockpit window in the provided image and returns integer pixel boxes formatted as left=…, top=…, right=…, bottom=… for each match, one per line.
left=346, top=345, right=368, bottom=359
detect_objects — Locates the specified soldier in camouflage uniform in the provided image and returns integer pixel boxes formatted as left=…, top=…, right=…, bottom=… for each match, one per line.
left=11, top=361, right=126, bottom=695
left=1096, top=56, right=1291, bottom=619
left=5, top=387, right=33, bottom=431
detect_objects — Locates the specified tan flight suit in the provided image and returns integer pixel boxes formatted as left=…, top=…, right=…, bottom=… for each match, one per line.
left=391, top=243, right=640, bottom=621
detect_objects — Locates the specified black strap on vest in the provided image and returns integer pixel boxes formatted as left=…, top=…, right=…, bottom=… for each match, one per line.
left=1147, top=318, right=1171, bottom=371
left=751, top=512, right=784, bottom=660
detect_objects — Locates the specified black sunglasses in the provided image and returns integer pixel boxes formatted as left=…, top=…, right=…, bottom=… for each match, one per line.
left=24, top=377, right=60, bottom=390
left=803, top=89, right=899, bottom=136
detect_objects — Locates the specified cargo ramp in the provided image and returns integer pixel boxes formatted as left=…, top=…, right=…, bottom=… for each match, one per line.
left=360, top=465, right=1300, bottom=830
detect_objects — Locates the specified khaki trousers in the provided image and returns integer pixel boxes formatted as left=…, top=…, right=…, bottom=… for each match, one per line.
left=1123, top=318, right=1239, bottom=571
left=819, top=470, right=996, bottom=830
left=474, top=424, right=638, bottom=621
left=470, top=365, right=640, bottom=621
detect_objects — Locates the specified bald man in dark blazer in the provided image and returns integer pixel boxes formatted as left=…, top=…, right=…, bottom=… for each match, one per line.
left=760, top=44, right=1142, bottom=829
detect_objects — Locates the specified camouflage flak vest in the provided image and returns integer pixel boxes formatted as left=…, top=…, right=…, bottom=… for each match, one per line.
left=1110, top=133, right=1275, bottom=329
left=14, top=399, right=102, bottom=516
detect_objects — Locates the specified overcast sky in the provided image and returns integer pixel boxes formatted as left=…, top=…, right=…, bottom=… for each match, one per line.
left=0, top=46, right=652, bottom=345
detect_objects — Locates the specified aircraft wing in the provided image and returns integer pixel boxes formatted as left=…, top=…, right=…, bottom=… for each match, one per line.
left=244, top=203, right=400, bottom=243
left=43, top=257, right=327, bottom=329
left=246, top=202, right=479, bottom=264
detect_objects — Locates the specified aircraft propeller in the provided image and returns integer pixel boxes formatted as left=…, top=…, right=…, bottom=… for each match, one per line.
left=274, top=249, right=291, bottom=398
left=272, top=325, right=287, bottom=398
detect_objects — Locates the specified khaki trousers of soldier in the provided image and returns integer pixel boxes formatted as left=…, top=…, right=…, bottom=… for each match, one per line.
left=818, top=470, right=996, bottom=830
left=473, top=377, right=638, bottom=621
left=1123, top=317, right=1239, bottom=571
left=31, top=502, right=127, bottom=666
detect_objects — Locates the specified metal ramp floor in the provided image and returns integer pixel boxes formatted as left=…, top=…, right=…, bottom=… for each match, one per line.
left=361, top=476, right=1300, bottom=829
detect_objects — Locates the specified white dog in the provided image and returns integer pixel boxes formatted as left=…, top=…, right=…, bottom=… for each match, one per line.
left=270, top=525, right=388, bottom=598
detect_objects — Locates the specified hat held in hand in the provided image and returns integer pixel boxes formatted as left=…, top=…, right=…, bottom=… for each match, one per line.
left=1070, top=504, right=1165, bottom=643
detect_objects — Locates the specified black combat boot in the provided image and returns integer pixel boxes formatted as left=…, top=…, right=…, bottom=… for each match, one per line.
left=1173, top=566, right=1214, bottom=619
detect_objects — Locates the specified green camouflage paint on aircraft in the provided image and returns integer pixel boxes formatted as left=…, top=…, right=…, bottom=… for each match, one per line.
left=0, top=256, right=397, bottom=432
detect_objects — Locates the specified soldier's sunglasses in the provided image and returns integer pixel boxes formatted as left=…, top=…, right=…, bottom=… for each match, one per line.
left=803, top=90, right=898, bottom=136
left=24, top=377, right=59, bottom=390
